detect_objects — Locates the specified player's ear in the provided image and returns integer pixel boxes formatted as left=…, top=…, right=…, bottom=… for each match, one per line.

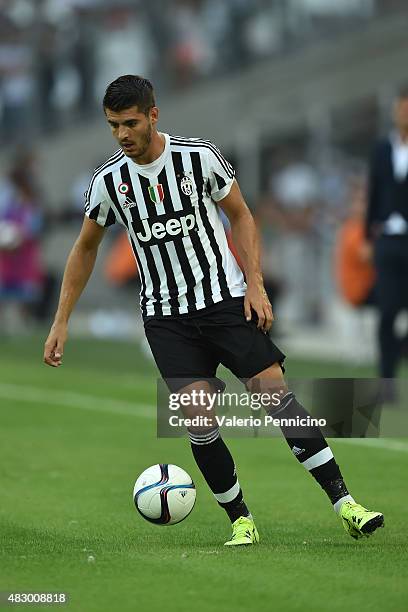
left=150, top=106, right=159, bottom=125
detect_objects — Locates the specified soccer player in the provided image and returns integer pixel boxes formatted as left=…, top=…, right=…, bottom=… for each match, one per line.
left=44, top=75, right=384, bottom=546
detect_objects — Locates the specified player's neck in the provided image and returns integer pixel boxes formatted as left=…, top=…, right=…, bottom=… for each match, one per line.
left=132, top=131, right=166, bottom=165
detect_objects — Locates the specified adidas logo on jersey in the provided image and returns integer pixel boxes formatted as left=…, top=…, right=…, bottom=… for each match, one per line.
left=123, top=197, right=137, bottom=209
left=135, top=213, right=196, bottom=244
left=292, top=445, right=305, bottom=456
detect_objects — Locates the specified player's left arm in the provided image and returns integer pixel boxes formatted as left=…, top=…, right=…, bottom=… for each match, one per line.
left=218, top=180, right=273, bottom=332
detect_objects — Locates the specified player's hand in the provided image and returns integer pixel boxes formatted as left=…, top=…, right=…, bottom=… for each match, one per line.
left=244, top=283, right=274, bottom=333
left=43, top=323, right=68, bottom=367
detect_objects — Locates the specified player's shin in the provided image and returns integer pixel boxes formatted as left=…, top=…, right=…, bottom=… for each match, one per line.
left=188, top=426, right=251, bottom=522
left=268, top=392, right=354, bottom=512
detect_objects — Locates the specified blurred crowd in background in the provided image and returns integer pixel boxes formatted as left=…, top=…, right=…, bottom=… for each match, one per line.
left=1, top=0, right=408, bottom=380
left=0, top=0, right=402, bottom=141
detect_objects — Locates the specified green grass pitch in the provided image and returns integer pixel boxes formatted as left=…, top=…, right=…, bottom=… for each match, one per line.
left=0, top=335, right=407, bottom=611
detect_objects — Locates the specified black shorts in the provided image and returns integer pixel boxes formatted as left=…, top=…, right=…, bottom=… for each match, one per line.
left=144, top=297, right=286, bottom=393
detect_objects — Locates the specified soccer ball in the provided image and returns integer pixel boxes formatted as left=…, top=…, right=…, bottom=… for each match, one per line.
left=133, top=464, right=196, bottom=525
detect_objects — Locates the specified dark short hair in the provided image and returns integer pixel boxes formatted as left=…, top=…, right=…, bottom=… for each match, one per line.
left=103, top=75, right=156, bottom=114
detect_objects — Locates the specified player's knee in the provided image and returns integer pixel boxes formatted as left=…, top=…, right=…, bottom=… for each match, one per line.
left=170, top=380, right=218, bottom=434
left=246, top=362, right=288, bottom=414
left=246, top=362, right=286, bottom=393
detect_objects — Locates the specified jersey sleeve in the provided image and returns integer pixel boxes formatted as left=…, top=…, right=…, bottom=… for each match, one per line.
left=206, top=144, right=235, bottom=202
left=84, top=172, right=116, bottom=227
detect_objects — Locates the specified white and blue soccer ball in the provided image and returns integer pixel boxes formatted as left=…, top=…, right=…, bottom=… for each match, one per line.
left=133, top=464, right=196, bottom=525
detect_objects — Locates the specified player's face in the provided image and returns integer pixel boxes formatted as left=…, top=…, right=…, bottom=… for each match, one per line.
left=394, top=97, right=408, bottom=133
left=105, top=106, right=158, bottom=160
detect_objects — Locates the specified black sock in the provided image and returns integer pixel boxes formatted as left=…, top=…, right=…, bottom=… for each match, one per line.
left=270, top=392, right=351, bottom=505
left=189, top=427, right=250, bottom=522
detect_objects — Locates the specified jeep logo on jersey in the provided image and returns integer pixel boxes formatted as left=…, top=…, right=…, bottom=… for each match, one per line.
left=180, top=175, right=194, bottom=196
left=148, top=184, right=164, bottom=204
left=135, top=213, right=196, bottom=245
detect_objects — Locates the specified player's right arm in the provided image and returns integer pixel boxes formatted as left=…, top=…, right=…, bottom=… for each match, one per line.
left=43, top=217, right=106, bottom=367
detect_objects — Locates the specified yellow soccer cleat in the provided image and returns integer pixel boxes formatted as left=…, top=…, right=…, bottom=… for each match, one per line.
left=340, top=501, right=384, bottom=540
left=224, top=516, right=260, bottom=546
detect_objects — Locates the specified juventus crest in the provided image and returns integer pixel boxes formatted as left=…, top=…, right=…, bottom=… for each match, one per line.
left=180, top=174, right=194, bottom=196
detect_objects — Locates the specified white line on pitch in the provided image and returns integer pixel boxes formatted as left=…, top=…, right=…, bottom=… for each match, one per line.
left=0, top=382, right=155, bottom=419
left=332, top=438, right=408, bottom=453
left=1, top=382, right=407, bottom=453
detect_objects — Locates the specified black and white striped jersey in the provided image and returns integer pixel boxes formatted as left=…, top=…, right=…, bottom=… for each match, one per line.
left=84, top=133, right=246, bottom=317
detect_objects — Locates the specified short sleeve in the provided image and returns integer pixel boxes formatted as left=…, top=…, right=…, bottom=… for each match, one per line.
left=84, top=172, right=116, bottom=227
left=206, top=144, right=235, bottom=202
